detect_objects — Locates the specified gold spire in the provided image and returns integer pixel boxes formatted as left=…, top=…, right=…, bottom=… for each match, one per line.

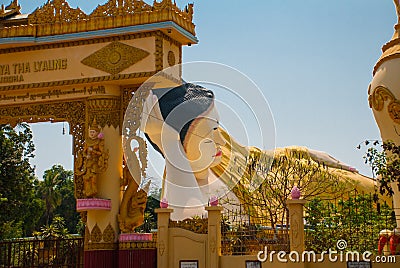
left=90, top=117, right=101, bottom=131
left=5, top=0, right=20, bottom=11
left=373, top=1, right=400, bottom=74
left=0, top=0, right=21, bottom=19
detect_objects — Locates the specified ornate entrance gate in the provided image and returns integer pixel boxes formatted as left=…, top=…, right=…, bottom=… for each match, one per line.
left=0, top=0, right=197, bottom=266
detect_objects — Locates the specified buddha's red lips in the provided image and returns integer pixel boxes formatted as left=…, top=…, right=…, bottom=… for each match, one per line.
left=214, top=150, right=222, bottom=157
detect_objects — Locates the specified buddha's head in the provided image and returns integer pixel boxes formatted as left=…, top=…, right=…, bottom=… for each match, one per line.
left=142, top=83, right=225, bottom=179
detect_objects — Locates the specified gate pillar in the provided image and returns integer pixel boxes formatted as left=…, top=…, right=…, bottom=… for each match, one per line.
left=76, top=96, right=123, bottom=267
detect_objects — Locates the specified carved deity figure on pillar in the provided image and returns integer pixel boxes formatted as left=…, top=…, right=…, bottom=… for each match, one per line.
left=76, top=118, right=109, bottom=198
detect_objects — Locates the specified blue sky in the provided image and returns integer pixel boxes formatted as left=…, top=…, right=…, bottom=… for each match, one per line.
left=3, top=0, right=396, bottom=178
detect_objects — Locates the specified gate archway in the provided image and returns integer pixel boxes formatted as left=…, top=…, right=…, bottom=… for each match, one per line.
left=0, top=0, right=197, bottom=266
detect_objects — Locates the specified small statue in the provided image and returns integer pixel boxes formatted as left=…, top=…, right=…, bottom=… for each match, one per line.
left=118, top=163, right=150, bottom=233
left=77, top=118, right=108, bottom=198
left=378, top=229, right=392, bottom=255
left=185, top=3, right=194, bottom=19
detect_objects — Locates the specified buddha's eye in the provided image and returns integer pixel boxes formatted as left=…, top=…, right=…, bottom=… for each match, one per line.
left=204, top=139, right=213, bottom=144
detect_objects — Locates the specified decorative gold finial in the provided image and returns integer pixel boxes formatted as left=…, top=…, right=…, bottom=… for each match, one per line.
left=6, top=0, right=19, bottom=10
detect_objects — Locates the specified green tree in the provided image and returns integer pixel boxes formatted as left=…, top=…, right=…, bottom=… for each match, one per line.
left=145, top=188, right=161, bottom=223
left=37, top=165, right=79, bottom=233
left=135, top=187, right=161, bottom=233
left=53, top=167, right=80, bottom=233
left=33, top=216, right=71, bottom=240
left=0, top=123, right=43, bottom=239
left=37, top=166, right=63, bottom=226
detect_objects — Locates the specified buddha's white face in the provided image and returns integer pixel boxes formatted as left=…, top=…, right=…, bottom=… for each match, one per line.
left=184, top=106, right=225, bottom=174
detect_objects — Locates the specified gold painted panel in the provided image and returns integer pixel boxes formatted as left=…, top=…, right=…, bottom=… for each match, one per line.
left=81, top=41, right=150, bottom=75
left=0, top=37, right=156, bottom=89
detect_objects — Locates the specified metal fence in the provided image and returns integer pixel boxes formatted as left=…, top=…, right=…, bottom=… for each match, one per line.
left=221, top=205, right=290, bottom=255
left=0, top=237, right=83, bottom=268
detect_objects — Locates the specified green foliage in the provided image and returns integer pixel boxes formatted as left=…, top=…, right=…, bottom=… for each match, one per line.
left=363, top=140, right=400, bottom=196
left=305, top=193, right=396, bottom=253
left=75, top=218, right=85, bottom=236
left=135, top=188, right=161, bottom=233
left=51, top=166, right=79, bottom=233
left=36, top=165, right=79, bottom=233
left=135, top=212, right=156, bottom=233
left=145, top=188, right=161, bottom=222
left=33, top=216, right=71, bottom=240
left=0, top=221, right=23, bottom=240
left=0, top=124, right=44, bottom=239
left=0, top=124, right=79, bottom=239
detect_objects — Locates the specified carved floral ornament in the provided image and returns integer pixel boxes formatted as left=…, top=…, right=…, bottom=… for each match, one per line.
left=81, top=41, right=150, bottom=75
left=169, top=218, right=208, bottom=234
left=28, top=0, right=193, bottom=22
left=369, top=85, right=400, bottom=124
left=83, top=223, right=121, bottom=250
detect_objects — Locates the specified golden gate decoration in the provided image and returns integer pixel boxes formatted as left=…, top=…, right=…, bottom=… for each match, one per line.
left=0, top=0, right=197, bottom=263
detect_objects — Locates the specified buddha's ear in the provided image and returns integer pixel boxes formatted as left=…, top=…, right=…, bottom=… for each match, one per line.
left=140, top=91, right=164, bottom=133
left=150, top=94, right=164, bottom=123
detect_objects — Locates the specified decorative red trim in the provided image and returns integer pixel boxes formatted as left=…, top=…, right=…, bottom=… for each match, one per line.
left=76, top=198, right=111, bottom=211
left=119, top=233, right=153, bottom=242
